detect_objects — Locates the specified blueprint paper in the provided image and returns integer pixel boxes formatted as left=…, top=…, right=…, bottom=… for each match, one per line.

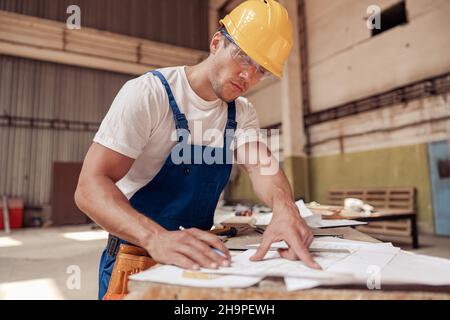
left=129, top=264, right=263, bottom=288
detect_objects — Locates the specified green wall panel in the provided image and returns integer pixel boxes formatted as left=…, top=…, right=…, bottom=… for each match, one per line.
left=309, top=144, right=433, bottom=229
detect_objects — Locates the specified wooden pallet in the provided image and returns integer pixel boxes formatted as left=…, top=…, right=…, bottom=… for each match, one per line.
left=327, top=187, right=415, bottom=239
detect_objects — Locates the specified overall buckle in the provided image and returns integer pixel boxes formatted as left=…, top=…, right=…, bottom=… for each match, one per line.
left=175, top=113, right=189, bottom=130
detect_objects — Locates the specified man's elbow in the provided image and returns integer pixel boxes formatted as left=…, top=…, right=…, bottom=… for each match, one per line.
left=74, top=181, right=88, bottom=213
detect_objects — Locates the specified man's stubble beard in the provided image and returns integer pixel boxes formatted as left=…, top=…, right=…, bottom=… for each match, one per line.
left=207, top=73, right=231, bottom=103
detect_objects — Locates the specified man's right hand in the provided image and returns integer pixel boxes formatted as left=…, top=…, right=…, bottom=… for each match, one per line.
left=144, top=227, right=231, bottom=270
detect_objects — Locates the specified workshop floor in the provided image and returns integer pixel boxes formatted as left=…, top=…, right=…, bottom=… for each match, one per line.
left=0, top=225, right=106, bottom=300
left=0, top=225, right=449, bottom=300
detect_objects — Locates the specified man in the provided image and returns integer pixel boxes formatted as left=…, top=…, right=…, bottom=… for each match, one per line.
left=75, top=0, right=321, bottom=300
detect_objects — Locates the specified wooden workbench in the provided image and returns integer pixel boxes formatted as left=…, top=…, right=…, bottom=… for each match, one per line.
left=125, top=227, right=450, bottom=300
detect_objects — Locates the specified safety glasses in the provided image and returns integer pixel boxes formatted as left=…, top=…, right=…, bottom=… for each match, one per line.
left=220, top=31, right=272, bottom=80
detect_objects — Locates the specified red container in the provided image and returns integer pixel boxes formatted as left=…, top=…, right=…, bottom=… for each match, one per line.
left=0, top=198, right=24, bottom=229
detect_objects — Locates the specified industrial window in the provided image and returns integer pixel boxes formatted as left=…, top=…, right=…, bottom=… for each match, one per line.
left=372, top=1, right=408, bottom=37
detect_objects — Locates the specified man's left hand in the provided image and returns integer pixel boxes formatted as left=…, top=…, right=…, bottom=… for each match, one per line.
left=250, top=202, right=322, bottom=270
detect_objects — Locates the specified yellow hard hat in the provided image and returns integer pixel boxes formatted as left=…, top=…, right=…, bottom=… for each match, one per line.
left=219, top=0, right=293, bottom=78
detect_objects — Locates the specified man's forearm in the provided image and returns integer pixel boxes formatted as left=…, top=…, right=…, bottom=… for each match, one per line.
left=75, top=175, right=163, bottom=248
left=247, top=166, right=298, bottom=216
left=241, top=143, right=318, bottom=267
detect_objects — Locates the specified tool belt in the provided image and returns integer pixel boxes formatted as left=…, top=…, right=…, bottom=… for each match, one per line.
left=103, top=234, right=156, bottom=300
left=103, top=227, right=237, bottom=300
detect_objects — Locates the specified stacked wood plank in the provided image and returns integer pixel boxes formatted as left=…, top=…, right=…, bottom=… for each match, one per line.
left=140, top=41, right=207, bottom=68
left=64, top=28, right=138, bottom=63
left=0, top=10, right=208, bottom=75
left=0, top=11, right=63, bottom=50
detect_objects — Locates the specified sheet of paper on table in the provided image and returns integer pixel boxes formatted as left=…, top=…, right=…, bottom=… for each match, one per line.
left=246, top=237, right=397, bottom=253
left=207, top=237, right=401, bottom=291
left=254, top=199, right=367, bottom=228
left=285, top=250, right=450, bottom=291
left=380, top=250, right=450, bottom=286
left=129, top=237, right=450, bottom=291
left=129, top=264, right=263, bottom=288
left=282, top=238, right=450, bottom=290
left=201, top=249, right=355, bottom=281
left=246, top=237, right=400, bottom=279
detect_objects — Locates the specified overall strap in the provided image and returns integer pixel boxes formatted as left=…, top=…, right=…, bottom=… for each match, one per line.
left=150, top=70, right=189, bottom=141
left=223, top=101, right=237, bottom=163
left=224, top=100, right=237, bottom=137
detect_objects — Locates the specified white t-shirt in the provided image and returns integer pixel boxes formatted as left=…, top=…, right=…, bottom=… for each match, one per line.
left=93, top=66, right=260, bottom=199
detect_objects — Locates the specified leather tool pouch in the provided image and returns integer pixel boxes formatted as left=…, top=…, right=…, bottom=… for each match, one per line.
left=103, top=239, right=156, bottom=300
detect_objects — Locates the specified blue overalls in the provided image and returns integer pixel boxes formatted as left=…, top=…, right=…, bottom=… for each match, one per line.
left=98, top=70, right=237, bottom=299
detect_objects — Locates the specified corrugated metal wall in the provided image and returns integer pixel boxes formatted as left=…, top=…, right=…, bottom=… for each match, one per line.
left=0, top=0, right=209, bottom=51
left=0, top=55, right=133, bottom=207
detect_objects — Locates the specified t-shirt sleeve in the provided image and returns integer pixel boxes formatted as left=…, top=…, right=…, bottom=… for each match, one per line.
left=234, top=97, right=261, bottom=150
left=93, top=78, right=154, bottom=159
